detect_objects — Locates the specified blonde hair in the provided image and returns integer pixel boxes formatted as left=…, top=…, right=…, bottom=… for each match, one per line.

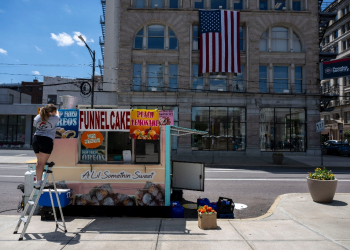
left=40, top=104, right=57, bottom=122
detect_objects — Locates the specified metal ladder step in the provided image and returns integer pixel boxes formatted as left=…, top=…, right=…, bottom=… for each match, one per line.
left=20, top=217, right=27, bottom=223
left=28, top=201, right=34, bottom=205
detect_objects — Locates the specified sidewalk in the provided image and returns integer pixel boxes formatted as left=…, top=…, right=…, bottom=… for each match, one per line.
left=0, top=193, right=349, bottom=250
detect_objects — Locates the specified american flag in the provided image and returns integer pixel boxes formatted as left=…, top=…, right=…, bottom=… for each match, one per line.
left=199, top=10, right=241, bottom=74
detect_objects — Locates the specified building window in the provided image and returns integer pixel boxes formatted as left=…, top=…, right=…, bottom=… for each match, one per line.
left=192, top=64, right=203, bottom=90
left=9, top=94, right=14, bottom=104
left=260, top=108, right=306, bottom=152
left=334, top=30, right=338, bottom=39
left=194, top=0, right=204, bottom=8
left=260, top=27, right=303, bottom=52
left=47, top=95, right=57, bottom=104
left=345, top=112, right=350, bottom=123
left=234, top=0, right=243, bottom=10
left=147, top=64, right=163, bottom=91
left=148, top=25, right=164, bottom=49
left=169, top=29, right=178, bottom=50
left=343, top=40, right=347, bottom=51
left=38, top=96, right=42, bottom=104
left=133, top=64, right=142, bottom=91
left=260, top=0, right=268, bottom=10
left=210, top=73, right=227, bottom=91
left=169, top=0, right=178, bottom=8
left=193, top=25, right=200, bottom=50
left=293, top=0, right=301, bottom=11
left=259, top=65, right=268, bottom=92
left=135, top=0, right=145, bottom=8
left=273, top=66, right=289, bottom=93
left=191, top=107, right=246, bottom=151
left=345, top=76, right=350, bottom=86
left=295, top=66, right=302, bottom=93
left=151, top=0, right=163, bottom=8
left=25, top=86, right=33, bottom=92
left=233, top=65, right=245, bottom=92
left=343, top=8, right=347, bottom=16
left=334, top=44, right=338, bottom=53
left=342, top=24, right=347, bottom=34
left=169, top=64, right=178, bottom=91
left=348, top=38, right=350, bottom=49
left=272, top=27, right=288, bottom=51
left=275, top=0, right=286, bottom=10
left=240, top=27, right=244, bottom=51
left=335, top=14, right=338, bottom=21
left=134, top=25, right=178, bottom=50
left=211, top=0, right=227, bottom=9
left=38, top=87, right=42, bottom=92
left=293, top=33, right=302, bottom=52
left=0, top=115, right=26, bottom=146
left=259, top=31, right=268, bottom=51
left=134, top=29, right=143, bottom=49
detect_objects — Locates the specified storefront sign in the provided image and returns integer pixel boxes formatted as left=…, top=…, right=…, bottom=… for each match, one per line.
left=81, top=149, right=105, bottom=161
left=320, top=58, right=350, bottom=80
left=81, top=131, right=104, bottom=149
left=130, top=109, right=160, bottom=140
left=81, top=170, right=156, bottom=180
left=56, top=109, right=79, bottom=139
left=159, top=110, right=174, bottom=126
left=79, top=109, right=130, bottom=131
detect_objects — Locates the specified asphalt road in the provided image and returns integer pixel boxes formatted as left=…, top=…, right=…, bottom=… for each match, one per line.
left=1, top=164, right=349, bottom=219
left=182, top=167, right=350, bottom=219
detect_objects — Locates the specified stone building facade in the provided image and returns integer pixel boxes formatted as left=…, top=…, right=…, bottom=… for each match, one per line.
left=103, top=0, right=321, bottom=160
left=320, top=0, right=350, bottom=142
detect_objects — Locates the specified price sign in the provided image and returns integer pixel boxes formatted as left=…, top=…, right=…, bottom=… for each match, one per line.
left=316, top=120, right=325, bottom=133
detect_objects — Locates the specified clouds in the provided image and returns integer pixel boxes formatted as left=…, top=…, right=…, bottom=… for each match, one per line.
left=73, top=32, right=94, bottom=46
left=51, top=32, right=74, bottom=46
left=32, top=71, right=40, bottom=75
left=35, top=46, right=42, bottom=52
left=51, top=32, right=93, bottom=47
left=0, top=48, right=7, bottom=55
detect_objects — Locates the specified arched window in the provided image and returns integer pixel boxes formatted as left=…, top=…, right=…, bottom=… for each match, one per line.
left=259, top=26, right=303, bottom=52
left=133, top=25, right=178, bottom=50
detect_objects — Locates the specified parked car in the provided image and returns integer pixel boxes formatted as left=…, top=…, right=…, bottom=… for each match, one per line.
left=323, top=142, right=350, bottom=156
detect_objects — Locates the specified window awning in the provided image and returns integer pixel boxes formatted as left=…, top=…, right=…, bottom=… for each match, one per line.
left=170, top=126, right=208, bottom=137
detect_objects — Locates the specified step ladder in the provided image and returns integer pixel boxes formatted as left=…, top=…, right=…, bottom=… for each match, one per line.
left=13, top=162, right=67, bottom=241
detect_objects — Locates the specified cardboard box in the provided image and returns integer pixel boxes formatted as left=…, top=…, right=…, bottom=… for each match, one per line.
left=198, top=212, right=217, bottom=229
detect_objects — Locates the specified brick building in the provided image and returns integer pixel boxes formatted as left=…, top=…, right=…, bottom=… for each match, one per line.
left=101, top=0, right=321, bottom=160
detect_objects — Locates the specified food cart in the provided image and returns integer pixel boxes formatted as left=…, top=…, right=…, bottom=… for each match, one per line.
left=46, top=108, right=207, bottom=217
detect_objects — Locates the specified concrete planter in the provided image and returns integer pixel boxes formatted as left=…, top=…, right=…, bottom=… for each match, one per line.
left=307, top=178, right=338, bottom=203
left=272, top=154, right=284, bottom=165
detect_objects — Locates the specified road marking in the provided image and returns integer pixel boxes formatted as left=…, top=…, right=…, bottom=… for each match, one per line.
left=235, top=203, right=248, bottom=210
left=0, top=175, right=24, bottom=178
left=205, top=178, right=350, bottom=181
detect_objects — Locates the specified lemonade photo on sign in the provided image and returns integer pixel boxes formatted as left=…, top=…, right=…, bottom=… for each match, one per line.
left=130, top=109, right=160, bottom=140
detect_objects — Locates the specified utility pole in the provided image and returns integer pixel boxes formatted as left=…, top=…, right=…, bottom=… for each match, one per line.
left=78, top=35, right=95, bottom=109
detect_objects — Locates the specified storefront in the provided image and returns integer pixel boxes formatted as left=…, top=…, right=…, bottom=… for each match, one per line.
left=46, top=108, right=206, bottom=215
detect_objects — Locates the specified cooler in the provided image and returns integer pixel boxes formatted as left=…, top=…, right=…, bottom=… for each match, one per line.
left=38, top=189, right=70, bottom=207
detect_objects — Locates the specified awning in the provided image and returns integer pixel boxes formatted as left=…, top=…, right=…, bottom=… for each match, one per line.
left=321, top=129, right=330, bottom=135
left=170, top=126, right=208, bottom=137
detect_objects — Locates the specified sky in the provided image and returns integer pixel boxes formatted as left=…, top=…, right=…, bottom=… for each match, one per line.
left=0, top=0, right=102, bottom=85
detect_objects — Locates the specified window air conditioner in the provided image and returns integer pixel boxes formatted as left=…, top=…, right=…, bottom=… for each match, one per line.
left=218, top=88, right=224, bottom=91
left=282, top=7, right=286, bottom=10
left=196, top=86, right=203, bottom=90
left=283, top=89, right=290, bottom=93
left=151, top=87, right=157, bottom=92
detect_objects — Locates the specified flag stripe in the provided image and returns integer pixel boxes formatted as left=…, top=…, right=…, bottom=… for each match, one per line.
left=206, top=33, right=210, bottom=73
left=231, top=11, right=235, bottom=73
left=215, top=33, right=219, bottom=72
left=236, top=12, right=241, bottom=73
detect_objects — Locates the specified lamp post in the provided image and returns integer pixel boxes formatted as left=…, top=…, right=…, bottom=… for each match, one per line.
left=78, top=35, right=95, bottom=109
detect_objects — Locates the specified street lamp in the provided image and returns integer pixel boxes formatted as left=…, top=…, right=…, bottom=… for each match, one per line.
left=78, top=35, right=96, bottom=109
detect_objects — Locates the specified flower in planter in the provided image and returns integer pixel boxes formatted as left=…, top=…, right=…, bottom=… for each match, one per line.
left=308, top=167, right=335, bottom=180
left=198, top=205, right=216, bottom=214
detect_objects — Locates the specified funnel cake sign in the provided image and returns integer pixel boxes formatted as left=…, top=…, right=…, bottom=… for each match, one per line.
left=130, top=109, right=160, bottom=140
